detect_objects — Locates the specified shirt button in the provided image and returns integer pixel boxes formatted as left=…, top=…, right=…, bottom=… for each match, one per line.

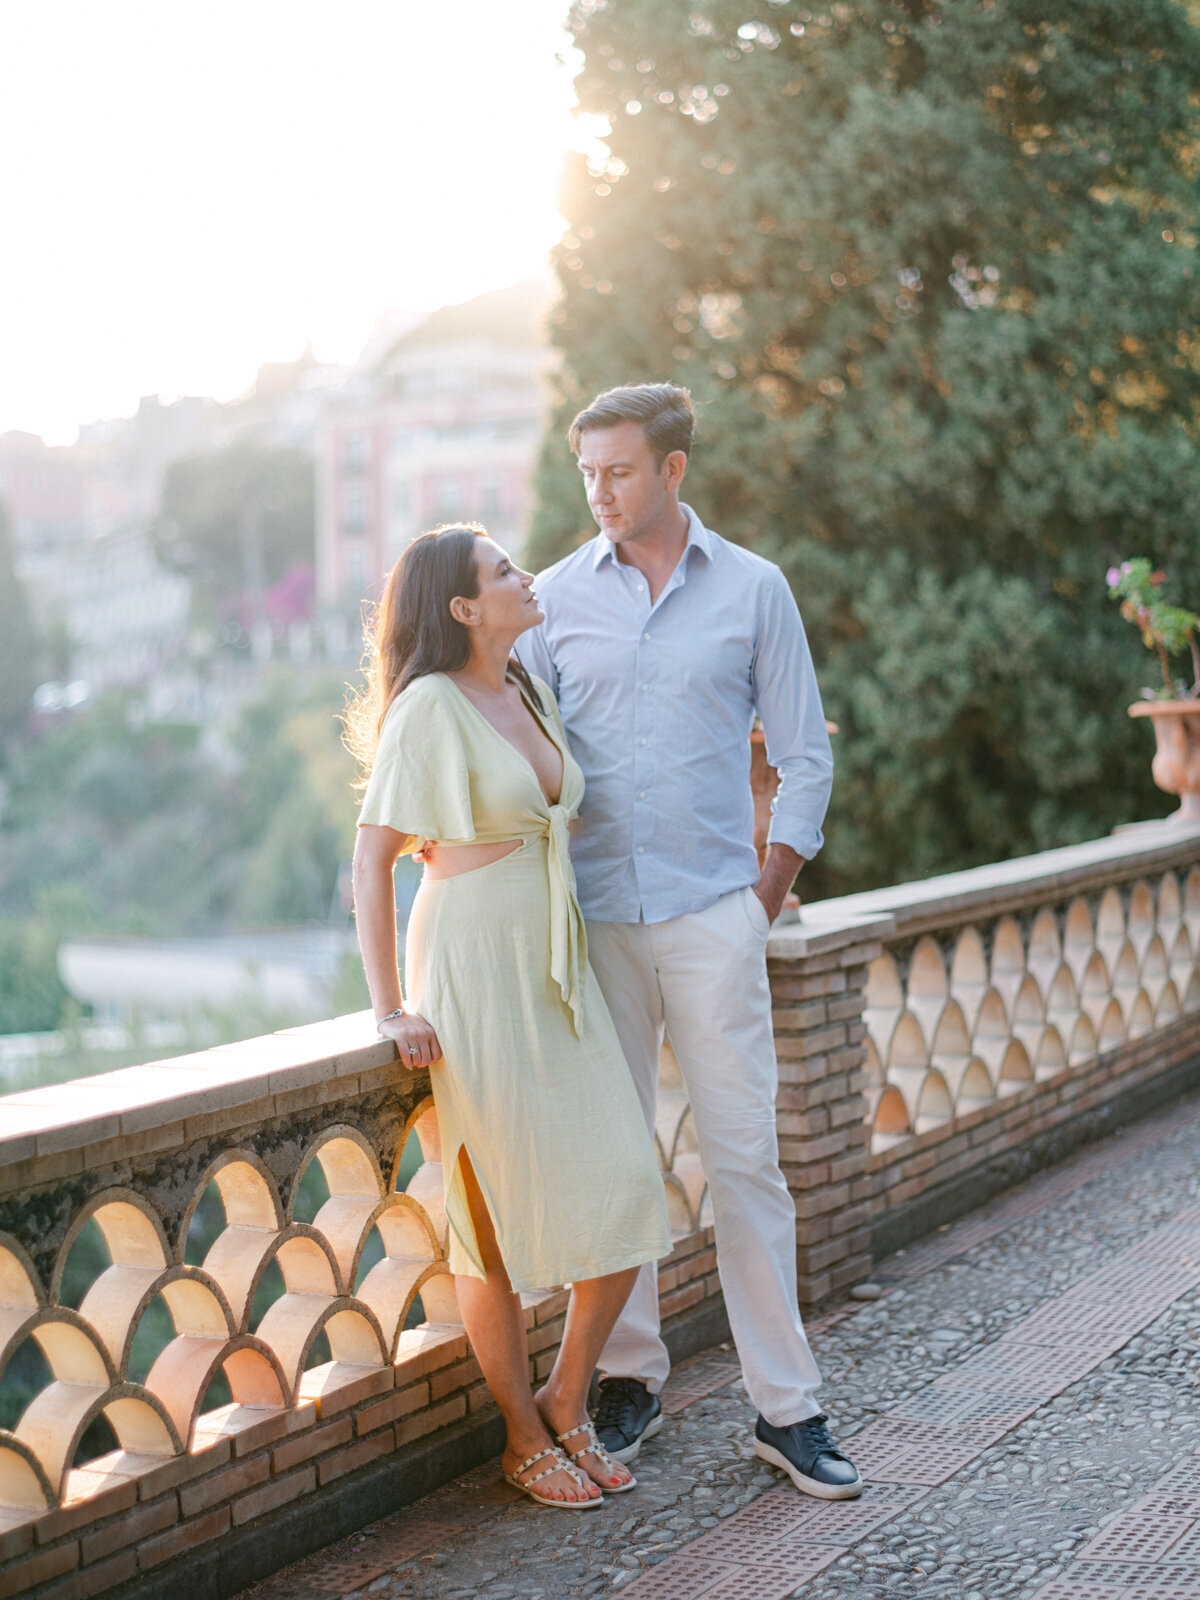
left=643, top=632, right=651, bottom=641
left=637, top=846, right=645, bottom=855
left=641, top=683, right=649, bottom=692
left=639, top=790, right=647, bottom=799
left=639, top=738, right=648, bottom=746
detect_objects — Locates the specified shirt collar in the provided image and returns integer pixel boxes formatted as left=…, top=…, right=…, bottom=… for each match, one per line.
left=592, top=502, right=715, bottom=570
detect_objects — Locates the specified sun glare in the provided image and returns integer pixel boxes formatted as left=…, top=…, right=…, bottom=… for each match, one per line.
left=0, top=0, right=590, bottom=443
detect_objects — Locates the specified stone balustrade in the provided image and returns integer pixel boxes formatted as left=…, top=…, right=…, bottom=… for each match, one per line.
left=3, top=821, right=1200, bottom=1598
left=0, top=1016, right=720, bottom=1600
left=773, top=820, right=1200, bottom=1285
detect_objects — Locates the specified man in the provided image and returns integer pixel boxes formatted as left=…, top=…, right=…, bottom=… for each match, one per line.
left=516, top=383, right=862, bottom=1500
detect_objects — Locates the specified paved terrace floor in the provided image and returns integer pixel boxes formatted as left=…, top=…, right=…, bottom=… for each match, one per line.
left=236, top=1092, right=1200, bottom=1600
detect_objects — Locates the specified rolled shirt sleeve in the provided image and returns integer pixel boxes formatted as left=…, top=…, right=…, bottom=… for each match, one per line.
left=753, top=568, right=833, bottom=862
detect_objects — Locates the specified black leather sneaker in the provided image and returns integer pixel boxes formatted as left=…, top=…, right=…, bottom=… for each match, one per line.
left=754, top=1413, right=863, bottom=1499
left=592, top=1377, right=663, bottom=1465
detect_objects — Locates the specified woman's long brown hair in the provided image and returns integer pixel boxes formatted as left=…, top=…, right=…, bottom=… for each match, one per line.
left=343, top=523, right=544, bottom=784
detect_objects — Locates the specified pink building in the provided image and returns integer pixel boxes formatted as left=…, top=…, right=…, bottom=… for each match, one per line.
left=0, top=430, right=86, bottom=547
left=316, top=281, right=550, bottom=606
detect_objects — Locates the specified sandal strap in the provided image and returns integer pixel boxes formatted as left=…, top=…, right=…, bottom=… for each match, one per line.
left=513, top=1446, right=588, bottom=1490
left=511, top=1445, right=560, bottom=1478
left=555, top=1420, right=599, bottom=1450
left=557, top=1420, right=622, bottom=1473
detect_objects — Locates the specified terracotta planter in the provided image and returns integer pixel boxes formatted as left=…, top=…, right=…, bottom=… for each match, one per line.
left=1129, top=699, right=1200, bottom=824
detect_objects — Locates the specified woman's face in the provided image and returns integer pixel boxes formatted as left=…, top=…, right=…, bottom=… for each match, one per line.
left=459, top=536, right=543, bottom=638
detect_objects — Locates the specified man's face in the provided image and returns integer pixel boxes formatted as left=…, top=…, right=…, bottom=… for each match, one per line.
left=577, top=421, right=675, bottom=546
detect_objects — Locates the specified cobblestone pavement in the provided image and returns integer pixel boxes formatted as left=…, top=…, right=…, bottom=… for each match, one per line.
left=237, top=1092, right=1200, bottom=1600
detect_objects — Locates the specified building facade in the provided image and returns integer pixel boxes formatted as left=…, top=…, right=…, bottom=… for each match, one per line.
left=316, top=280, right=550, bottom=606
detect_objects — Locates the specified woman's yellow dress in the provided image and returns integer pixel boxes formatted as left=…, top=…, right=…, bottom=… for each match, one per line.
left=358, top=670, right=671, bottom=1292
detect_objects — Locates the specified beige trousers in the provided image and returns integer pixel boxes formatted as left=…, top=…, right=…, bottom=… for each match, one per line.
left=586, top=885, right=824, bottom=1427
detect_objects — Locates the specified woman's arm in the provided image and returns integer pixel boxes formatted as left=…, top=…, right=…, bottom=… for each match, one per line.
left=352, top=824, right=442, bottom=1068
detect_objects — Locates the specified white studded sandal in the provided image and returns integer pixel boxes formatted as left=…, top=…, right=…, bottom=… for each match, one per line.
left=556, top=1419, right=638, bottom=1493
left=503, top=1445, right=602, bottom=1509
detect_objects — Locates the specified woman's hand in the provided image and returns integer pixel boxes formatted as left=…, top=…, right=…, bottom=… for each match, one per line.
left=379, top=1011, right=443, bottom=1069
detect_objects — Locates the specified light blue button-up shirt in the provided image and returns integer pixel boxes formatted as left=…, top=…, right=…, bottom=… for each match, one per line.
left=516, top=504, right=833, bottom=925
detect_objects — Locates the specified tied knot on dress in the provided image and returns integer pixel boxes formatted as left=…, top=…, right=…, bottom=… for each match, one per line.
left=543, top=802, right=586, bottom=1036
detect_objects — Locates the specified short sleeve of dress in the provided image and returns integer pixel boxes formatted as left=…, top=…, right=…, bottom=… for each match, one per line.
left=357, top=678, right=477, bottom=854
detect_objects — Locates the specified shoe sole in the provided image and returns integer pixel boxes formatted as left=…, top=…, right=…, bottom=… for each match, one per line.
left=505, top=1478, right=603, bottom=1509
left=753, top=1440, right=864, bottom=1500
left=606, top=1411, right=663, bottom=1466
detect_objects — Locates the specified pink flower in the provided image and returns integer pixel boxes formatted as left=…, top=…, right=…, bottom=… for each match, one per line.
left=1106, top=566, right=1122, bottom=588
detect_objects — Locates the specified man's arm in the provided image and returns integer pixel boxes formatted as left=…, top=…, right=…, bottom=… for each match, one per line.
left=754, top=842, right=808, bottom=923
left=751, top=568, right=834, bottom=920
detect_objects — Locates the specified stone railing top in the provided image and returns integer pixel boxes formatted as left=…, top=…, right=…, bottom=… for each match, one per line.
left=770, top=819, right=1200, bottom=954
left=0, top=1012, right=397, bottom=1193
left=6, top=823, right=1199, bottom=1186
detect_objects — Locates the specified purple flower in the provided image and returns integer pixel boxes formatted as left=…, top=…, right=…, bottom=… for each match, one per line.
left=1106, top=566, right=1122, bottom=588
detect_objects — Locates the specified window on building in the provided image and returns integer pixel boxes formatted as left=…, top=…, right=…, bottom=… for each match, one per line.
left=342, top=483, right=367, bottom=533
left=343, top=432, right=370, bottom=472
left=480, top=480, right=502, bottom=521
left=434, top=479, right=462, bottom=519
left=346, top=542, right=367, bottom=592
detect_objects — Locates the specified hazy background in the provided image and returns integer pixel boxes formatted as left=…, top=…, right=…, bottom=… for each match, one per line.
left=0, top=0, right=591, bottom=440
left=3, top=0, right=1199, bottom=1094
left=0, top=0, right=587, bottom=1086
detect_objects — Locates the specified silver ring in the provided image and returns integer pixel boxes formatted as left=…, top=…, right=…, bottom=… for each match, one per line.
left=408, top=1046, right=418, bottom=1058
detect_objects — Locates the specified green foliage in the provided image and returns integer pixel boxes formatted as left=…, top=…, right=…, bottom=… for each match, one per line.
left=0, top=501, right=39, bottom=753
left=330, top=947, right=371, bottom=1015
left=1106, top=557, right=1200, bottom=695
left=154, top=441, right=315, bottom=625
left=0, top=676, right=358, bottom=1032
left=0, top=699, right=226, bottom=932
left=0, top=916, right=68, bottom=1033
left=534, top=0, right=1200, bottom=892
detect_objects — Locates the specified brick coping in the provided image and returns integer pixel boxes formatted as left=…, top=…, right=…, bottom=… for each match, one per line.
left=773, top=818, right=1200, bottom=952
left=0, top=1015, right=395, bottom=1184
left=4, top=825, right=1195, bottom=1180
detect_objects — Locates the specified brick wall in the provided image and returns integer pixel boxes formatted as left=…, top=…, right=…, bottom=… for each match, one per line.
left=769, top=933, right=882, bottom=1304
left=5, top=825, right=1200, bottom=1598
left=0, top=1244, right=726, bottom=1600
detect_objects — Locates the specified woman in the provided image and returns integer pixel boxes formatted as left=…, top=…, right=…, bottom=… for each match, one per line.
left=348, top=523, right=671, bottom=1509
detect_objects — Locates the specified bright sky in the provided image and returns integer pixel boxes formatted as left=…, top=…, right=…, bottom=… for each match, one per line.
left=0, top=1, right=589, bottom=444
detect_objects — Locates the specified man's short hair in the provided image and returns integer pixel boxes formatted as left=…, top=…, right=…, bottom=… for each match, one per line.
left=568, top=383, right=695, bottom=464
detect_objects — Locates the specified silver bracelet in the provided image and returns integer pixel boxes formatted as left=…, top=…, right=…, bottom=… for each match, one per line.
left=377, top=1007, right=405, bottom=1033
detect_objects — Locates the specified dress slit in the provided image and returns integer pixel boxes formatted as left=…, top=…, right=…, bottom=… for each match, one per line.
left=446, top=1140, right=505, bottom=1284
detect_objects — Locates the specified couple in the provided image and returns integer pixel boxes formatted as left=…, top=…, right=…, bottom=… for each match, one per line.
left=351, top=382, right=862, bottom=1509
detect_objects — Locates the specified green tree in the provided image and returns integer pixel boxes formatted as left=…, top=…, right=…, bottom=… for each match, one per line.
left=0, top=676, right=354, bottom=943
left=534, top=0, right=1200, bottom=894
left=0, top=501, right=38, bottom=753
left=0, top=917, right=68, bottom=1033
left=154, top=441, right=314, bottom=629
